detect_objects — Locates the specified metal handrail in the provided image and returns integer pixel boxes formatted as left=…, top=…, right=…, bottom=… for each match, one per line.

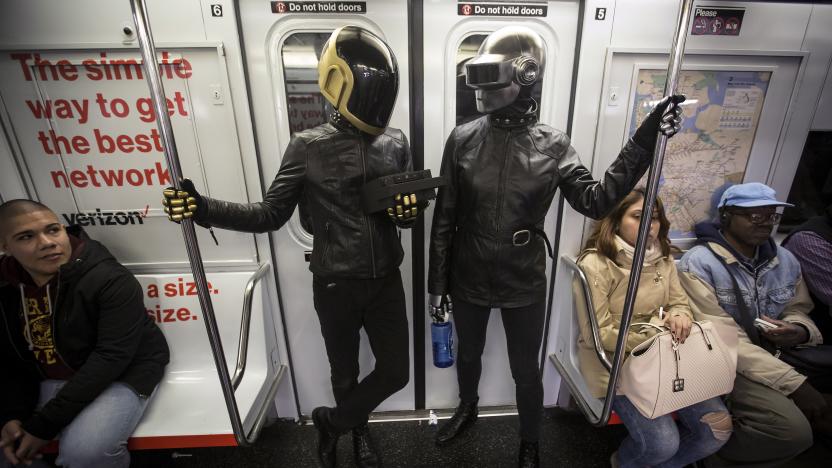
left=130, top=0, right=281, bottom=445
left=593, top=0, right=694, bottom=427
left=233, top=263, right=271, bottom=390
left=246, top=365, right=287, bottom=444
left=561, top=256, right=612, bottom=372
left=549, top=353, right=603, bottom=422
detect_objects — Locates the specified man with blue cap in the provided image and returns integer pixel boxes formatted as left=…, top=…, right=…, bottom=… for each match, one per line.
left=679, top=182, right=830, bottom=466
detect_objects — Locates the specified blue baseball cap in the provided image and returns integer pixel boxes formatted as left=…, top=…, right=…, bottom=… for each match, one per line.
left=719, top=182, right=794, bottom=209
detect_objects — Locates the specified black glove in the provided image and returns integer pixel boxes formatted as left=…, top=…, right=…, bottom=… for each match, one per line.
left=162, top=178, right=201, bottom=223
left=632, top=94, right=686, bottom=151
left=428, top=294, right=453, bottom=322
left=790, top=381, right=827, bottom=423
left=387, top=193, right=428, bottom=227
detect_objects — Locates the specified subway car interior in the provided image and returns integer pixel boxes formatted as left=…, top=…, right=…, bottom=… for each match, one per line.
left=1, top=0, right=831, bottom=467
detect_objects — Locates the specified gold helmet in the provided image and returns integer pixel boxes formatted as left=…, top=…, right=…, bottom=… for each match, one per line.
left=318, top=26, right=399, bottom=135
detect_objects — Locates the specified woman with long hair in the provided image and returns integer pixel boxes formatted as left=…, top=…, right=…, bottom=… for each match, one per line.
left=578, top=188, right=732, bottom=467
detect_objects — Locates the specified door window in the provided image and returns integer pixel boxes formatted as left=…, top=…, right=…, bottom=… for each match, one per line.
left=281, top=32, right=333, bottom=234
left=780, top=131, right=832, bottom=230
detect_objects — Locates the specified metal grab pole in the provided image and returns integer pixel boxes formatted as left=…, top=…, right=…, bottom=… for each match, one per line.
left=129, top=0, right=246, bottom=444
left=596, top=0, right=694, bottom=427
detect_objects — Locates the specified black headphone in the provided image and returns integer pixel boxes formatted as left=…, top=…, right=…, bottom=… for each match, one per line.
left=514, top=56, right=539, bottom=86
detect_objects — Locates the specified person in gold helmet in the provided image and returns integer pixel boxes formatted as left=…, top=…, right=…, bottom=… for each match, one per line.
left=161, top=25, right=423, bottom=468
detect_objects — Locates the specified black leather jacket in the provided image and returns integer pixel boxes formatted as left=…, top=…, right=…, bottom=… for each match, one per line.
left=428, top=114, right=652, bottom=308
left=195, top=117, right=413, bottom=279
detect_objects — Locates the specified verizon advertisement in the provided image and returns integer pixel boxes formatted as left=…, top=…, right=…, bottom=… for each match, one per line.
left=0, top=49, right=256, bottom=266
left=8, top=51, right=190, bottom=194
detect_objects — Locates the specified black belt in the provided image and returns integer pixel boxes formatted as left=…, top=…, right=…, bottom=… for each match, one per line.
left=513, top=227, right=554, bottom=259
left=457, top=225, right=554, bottom=259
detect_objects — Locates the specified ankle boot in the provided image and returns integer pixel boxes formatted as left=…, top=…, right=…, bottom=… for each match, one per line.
left=435, top=399, right=479, bottom=446
left=352, top=422, right=381, bottom=467
left=311, top=407, right=341, bottom=468
left=518, top=440, right=540, bottom=468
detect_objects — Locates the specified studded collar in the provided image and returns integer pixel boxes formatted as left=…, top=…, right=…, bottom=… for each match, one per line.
left=489, top=100, right=539, bottom=129
left=329, top=111, right=361, bottom=134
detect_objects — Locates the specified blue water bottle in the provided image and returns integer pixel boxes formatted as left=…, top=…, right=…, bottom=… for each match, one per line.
left=430, top=295, right=454, bottom=368
left=432, top=320, right=454, bottom=368
left=430, top=314, right=454, bottom=368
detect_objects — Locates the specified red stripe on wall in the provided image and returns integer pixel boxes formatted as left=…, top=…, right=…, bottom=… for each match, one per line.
left=41, top=434, right=238, bottom=453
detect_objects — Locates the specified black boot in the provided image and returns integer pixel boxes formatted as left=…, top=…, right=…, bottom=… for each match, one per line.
left=435, top=399, right=479, bottom=446
left=352, top=422, right=381, bottom=467
left=311, top=407, right=341, bottom=468
left=518, top=440, right=540, bottom=468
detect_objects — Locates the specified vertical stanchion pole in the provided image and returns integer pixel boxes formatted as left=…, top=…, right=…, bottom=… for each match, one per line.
left=129, top=0, right=246, bottom=443
left=596, top=0, right=694, bottom=426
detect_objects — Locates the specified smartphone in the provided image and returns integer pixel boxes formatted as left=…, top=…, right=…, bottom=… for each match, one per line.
left=754, top=317, right=778, bottom=330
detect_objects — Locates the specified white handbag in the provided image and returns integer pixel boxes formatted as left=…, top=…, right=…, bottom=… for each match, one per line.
left=618, top=320, right=738, bottom=419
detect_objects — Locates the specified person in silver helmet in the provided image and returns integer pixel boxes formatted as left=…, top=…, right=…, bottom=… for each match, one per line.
left=161, top=25, right=425, bottom=468
left=428, top=25, right=685, bottom=467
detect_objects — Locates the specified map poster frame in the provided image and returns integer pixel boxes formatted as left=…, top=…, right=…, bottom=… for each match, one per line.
left=623, top=64, right=773, bottom=242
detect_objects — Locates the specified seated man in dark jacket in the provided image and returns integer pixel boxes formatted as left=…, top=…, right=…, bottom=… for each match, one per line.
left=0, top=199, right=169, bottom=468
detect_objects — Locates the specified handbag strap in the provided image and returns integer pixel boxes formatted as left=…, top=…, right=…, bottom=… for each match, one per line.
left=690, top=321, right=713, bottom=350
left=702, top=244, right=768, bottom=350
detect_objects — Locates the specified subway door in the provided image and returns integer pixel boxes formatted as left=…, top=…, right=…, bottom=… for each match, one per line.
left=237, top=0, right=414, bottom=415
left=422, top=1, right=578, bottom=409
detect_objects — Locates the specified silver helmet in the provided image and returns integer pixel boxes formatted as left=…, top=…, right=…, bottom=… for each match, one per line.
left=465, top=26, right=545, bottom=113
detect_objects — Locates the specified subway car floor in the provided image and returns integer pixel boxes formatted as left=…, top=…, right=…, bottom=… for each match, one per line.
left=125, top=407, right=831, bottom=468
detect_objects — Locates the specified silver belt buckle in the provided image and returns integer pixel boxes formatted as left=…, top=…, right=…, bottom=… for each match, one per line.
left=512, top=230, right=531, bottom=246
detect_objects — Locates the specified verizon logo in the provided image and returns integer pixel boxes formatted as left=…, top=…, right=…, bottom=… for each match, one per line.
left=62, top=206, right=149, bottom=226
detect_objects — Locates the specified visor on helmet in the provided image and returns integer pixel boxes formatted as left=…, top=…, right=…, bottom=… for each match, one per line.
left=344, top=62, right=398, bottom=131
left=465, top=57, right=515, bottom=89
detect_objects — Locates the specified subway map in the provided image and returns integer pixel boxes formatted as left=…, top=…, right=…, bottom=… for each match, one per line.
left=628, top=70, right=771, bottom=238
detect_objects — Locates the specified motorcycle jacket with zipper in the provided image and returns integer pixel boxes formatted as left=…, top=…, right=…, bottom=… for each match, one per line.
left=194, top=115, right=413, bottom=279
left=428, top=114, right=652, bottom=308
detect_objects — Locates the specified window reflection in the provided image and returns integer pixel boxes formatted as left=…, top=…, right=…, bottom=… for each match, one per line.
left=281, top=32, right=333, bottom=235
left=781, top=131, right=832, bottom=231
left=455, top=34, right=542, bottom=126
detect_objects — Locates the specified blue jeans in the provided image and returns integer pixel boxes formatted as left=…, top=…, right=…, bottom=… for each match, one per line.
left=613, top=395, right=730, bottom=468
left=17, top=380, right=150, bottom=468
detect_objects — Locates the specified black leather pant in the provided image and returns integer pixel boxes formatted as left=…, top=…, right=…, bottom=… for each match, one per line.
left=313, top=269, right=410, bottom=431
left=454, top=299, right=545, bottom=441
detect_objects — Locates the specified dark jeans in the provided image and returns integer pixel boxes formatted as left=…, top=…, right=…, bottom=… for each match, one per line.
left=453, top=299, right=545, bottom=441
left=312, top=269, right=410, bottom=432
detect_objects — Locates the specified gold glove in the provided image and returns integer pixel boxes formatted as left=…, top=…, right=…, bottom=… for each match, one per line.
left=387, top=193, right=420, bottom=222
left=162, top=179, right=200, bottom=223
